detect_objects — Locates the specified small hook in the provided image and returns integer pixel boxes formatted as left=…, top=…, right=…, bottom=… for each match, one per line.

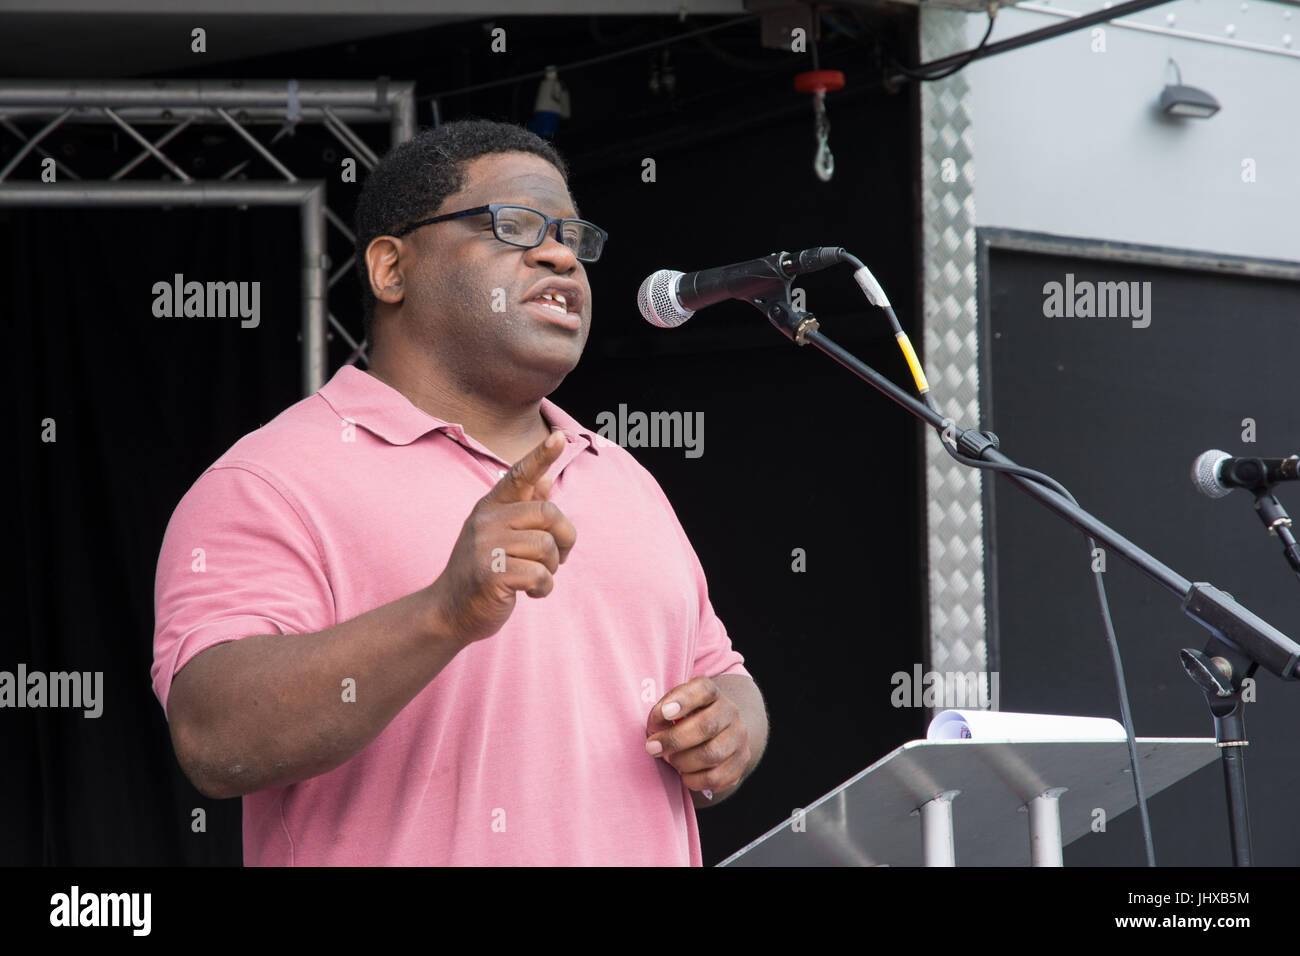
left=815, top=137, right=834, bottom=181
left=812, top=90, right=834, bottom=181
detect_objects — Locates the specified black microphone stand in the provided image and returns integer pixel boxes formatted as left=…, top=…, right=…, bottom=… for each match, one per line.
left=1178, top=642, right=1255, bottom=865
left=739, top=262, right=1300, bottom=866
left=1174, top=484, right=1300, bottom=865
left=1176, top=482, right=1300, bottom=865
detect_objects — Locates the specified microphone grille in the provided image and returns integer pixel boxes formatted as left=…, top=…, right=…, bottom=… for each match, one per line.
left=637, top=269, right=691, bottom=328
left=1192, top=449, right=1233, bottom=498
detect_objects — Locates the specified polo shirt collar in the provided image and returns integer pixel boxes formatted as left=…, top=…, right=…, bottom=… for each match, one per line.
left=318, top=364, right=603, bottom=454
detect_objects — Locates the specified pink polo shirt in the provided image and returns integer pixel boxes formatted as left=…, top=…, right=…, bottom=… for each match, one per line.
left=151, top=364, right=748, bottom=866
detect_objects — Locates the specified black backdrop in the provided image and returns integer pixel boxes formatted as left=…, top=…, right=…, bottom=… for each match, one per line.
left=8, top=205, right=303, bottom=864
left=3, top=13, right=927, bottom=865
left=981, top=233, right=1300, bottom=865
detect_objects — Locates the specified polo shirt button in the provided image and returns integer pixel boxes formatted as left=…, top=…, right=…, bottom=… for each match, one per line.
left=498, top=469, right=507, bottom=478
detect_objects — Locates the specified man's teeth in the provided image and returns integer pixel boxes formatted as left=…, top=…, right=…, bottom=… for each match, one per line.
left=532, top=292, right=568, bottom=313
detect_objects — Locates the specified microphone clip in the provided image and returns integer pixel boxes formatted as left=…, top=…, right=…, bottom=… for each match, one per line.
left=755, top=252, right=820, bottom=345
left=764, top=299, right=820, bottom=346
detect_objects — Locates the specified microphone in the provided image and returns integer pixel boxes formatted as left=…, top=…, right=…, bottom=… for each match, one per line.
left=1191, top=450, right=1300, bottom=498
left=637, top=247, right=844, bottom=328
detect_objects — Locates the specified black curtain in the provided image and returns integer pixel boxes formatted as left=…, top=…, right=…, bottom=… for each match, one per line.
left=6, top=204, right=301, bottom=863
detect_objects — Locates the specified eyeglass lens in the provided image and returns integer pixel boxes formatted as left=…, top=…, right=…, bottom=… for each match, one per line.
left=496, top=207, right=602, bottom=260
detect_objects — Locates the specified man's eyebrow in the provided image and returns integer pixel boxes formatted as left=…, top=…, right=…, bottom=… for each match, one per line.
left=487, top=187, right=580, bottom=219
left=464, top=191, right=580, bottom=219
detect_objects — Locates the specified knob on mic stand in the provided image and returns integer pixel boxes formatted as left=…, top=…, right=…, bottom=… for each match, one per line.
left=1178, top=643, right=1255, bottom=866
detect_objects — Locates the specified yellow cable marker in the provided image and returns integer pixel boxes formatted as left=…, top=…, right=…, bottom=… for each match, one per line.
left=895, top=331, right=930, bottom=394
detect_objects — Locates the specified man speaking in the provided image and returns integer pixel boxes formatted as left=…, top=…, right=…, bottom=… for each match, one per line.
left=150, top=118, right=767, bottom=865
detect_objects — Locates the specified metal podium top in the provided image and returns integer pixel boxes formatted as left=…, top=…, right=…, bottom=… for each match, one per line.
left=720, top=738, right=1219, bottom=866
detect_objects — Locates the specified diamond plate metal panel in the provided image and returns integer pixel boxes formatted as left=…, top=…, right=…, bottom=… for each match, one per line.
left=920, top=8, right=990, bottom=716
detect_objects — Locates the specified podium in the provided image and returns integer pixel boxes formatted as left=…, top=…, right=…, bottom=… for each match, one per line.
left=719, top=737, right=1219, bottom=866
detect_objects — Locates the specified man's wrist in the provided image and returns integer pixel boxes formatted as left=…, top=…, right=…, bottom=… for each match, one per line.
left=420, top=581, right=465, bottom=652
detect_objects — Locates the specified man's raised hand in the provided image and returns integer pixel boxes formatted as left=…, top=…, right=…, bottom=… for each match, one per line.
left=426, top=430, right=577, bottom=647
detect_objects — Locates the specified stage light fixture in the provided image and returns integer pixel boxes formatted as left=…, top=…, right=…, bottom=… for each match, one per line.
left=1160, top=59, right=1220, bottom=118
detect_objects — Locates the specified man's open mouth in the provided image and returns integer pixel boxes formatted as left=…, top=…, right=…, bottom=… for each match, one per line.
left=529, top=291, right=570, bottom=314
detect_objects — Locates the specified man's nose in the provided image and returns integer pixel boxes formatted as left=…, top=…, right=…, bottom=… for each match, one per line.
left=530, top=225, right=580, bottom=268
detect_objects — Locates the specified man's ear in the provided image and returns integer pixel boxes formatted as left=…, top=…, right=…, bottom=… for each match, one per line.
left=366, top=236, right=405, bottom=307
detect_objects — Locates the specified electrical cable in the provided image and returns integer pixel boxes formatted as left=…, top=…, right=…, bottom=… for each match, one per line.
left=889, top=4, right=998, bottom=82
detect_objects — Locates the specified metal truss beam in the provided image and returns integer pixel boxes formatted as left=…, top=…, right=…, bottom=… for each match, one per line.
left=0, top=79, right=416, bottom=141
left=0, top=79, right=418, bottom=391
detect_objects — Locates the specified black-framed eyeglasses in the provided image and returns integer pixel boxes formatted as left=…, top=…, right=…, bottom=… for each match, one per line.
left=393, top=203, right=608, bottom=262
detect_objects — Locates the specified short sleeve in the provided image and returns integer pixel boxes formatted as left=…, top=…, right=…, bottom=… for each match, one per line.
left=635, top=464, right=750, bottom=682
left=151, top=463, right=335, bottom=717
left=685, top=543, right=750, bottom=681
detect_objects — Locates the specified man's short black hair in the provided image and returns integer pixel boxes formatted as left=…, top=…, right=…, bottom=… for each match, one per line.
left=352, top=118, right=571, bottom=347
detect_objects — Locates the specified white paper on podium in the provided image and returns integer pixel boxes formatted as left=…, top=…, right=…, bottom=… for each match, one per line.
left=927, top=710, right=1128, bottom=741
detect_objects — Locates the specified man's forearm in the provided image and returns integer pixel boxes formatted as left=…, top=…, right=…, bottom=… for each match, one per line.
left=693, top=673, right=768, bottom=808
left=168, top=586, right=463, bottom=799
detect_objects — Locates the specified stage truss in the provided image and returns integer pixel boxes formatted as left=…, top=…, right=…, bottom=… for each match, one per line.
left=0, top=78, right=417, bottom=395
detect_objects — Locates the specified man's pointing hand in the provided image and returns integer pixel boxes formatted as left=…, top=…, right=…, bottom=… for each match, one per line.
left=427, top=430, right=577, bottom=647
